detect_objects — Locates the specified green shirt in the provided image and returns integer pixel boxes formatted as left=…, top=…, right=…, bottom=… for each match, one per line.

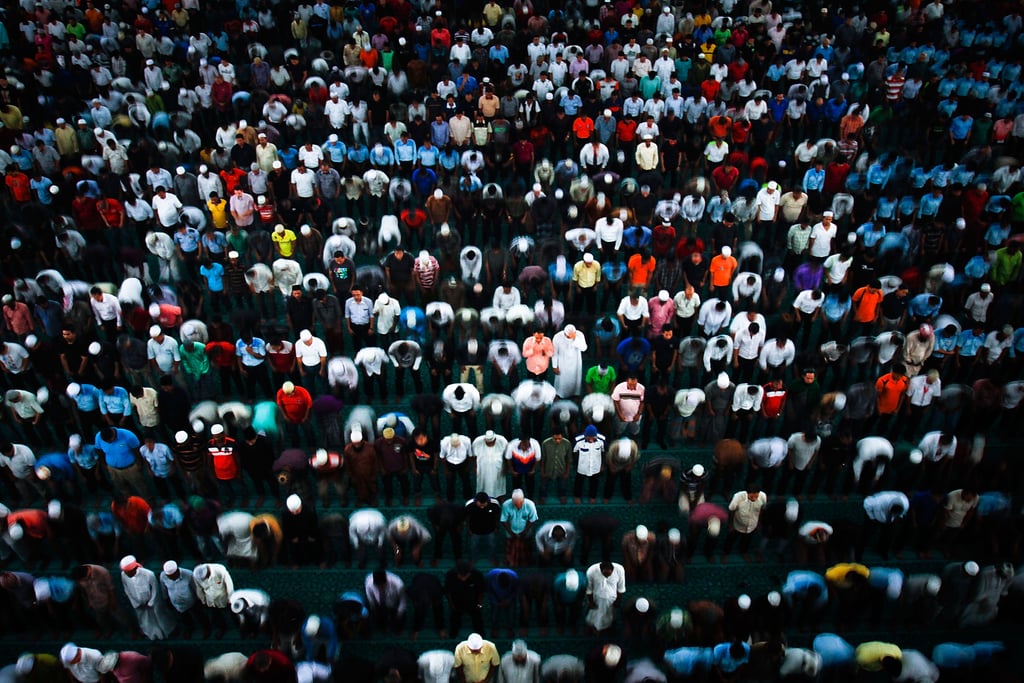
left=585, top=365, right=617, bottom=394
left=227, top=229, right=249, bottom=255
left=179, top=342, right=211, bottom=377
left=992, top=247, right=1022, bottom=285
left=541, top=437, right=572, bottom=477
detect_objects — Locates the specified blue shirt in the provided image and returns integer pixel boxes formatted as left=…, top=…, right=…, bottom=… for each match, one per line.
left=70, top=383, right=103, bottom=412
left=35, top=452, right=76, bottom=480
left=369, top=145, right=395, bottom=166
left=907, top=294, right=941, bottom=318
left=235, top=337, right=267, bottom=367
left=173, top=227, right=201, bottom=253
left=559, top=94, right=583, bottom=116
left=957, top=330, right=985, bottom=357
left=616, top=337, right=652, bottom=372
left=345, top=297, right=373, bottom=324
left=813, top=634, right=855, bottom=669
left=394, top=138, right=417, bottom=162
left=949, top=116, right=974, bottom=141
left=347, top=146, right=369, bottom=164
left=42, top=576, right=77, bottom=603
left=200, top=262, right=225, bottom=292
left=713, top=642, right=749, bottom=674
left=664, top=648, right=714, bottom=675
left=149, top=503, right=184, bottom=529
left=94, top=428, right=140, bottom=469
left=803, top=168, right=825, bottom=192
left=323, top=140, right=348, bottom=163
left=783, top=571, right=829, bottom=609
left=69, top=444, right=100, bottom=470
left=98, top=387, right=132, bottom=416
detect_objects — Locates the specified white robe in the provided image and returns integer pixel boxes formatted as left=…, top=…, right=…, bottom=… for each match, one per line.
left=473, top=436, right=509, bottom=498
left=122, top=568, right=175, bottom=640
left=551, top=330, right=588, bottom=398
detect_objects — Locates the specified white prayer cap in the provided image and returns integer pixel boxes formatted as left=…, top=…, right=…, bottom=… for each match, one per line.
left=564, top=569, right=579, bottom=591
left=721, top=245, right=732, bottom=257
left=603, top=645, right=621, bottom=667
left=635, top=525, right=649, bottom=541
left=767, top=591, right=781, bottom=606
left=669, top=609, right=684, bottom=628
left=467, top=633, right=484, bottom=650
left=716, top=372, right=730, bottom=389
left=174, top=430, right=189, bottom=444
left=149, top=325, right=162, bottom=338
left=635, top=597, right=650, bottom=613
left=60, top=644, right=80, bottom=665
left=66, top=383, right=81, bottom=397
left=737, top=594, right=752, bottom=610
left=210, top=423, right=225, bottom=435
left=964, top=561, right=980, bottom=576
left=286, top=494, right=303, bottom=513
left=163, top=560, right=178, bottom=575
left=305, top=615, right=321, bottom=637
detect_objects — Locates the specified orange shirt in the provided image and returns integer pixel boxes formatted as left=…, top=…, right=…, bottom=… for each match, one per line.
left=5, top=172, right=31, bottom=203
left=851, top=286, right=884, bottom=323
left=627, top=253, right=657, bottom=287
left=709, top=255, right=738, bottom=287
left=572, top=116, right=595, bottom=140
left=874, top=372, right=908, bottom=415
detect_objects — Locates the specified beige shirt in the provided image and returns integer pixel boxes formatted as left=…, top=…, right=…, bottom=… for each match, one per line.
left=728, top=491, right=767, bottom=533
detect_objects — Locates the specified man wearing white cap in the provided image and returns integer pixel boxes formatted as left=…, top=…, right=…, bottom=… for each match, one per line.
left=159, top=560, right=205, bottom=638
left=193, top=562, right=234, bottom=637
left=584, top=560, right=626, bottom=632
left=499, top=639, right=541, bottom=683
left=809, top=211, right=837, bottom=259
left=60, top=643, right=104, bottom=683
left=753, top=180, right=781, bottom=244
left=419, top=649, right=457, bottom=683
left=551, top=324, right=589, bottom=399
left=119, top=555, right=175, bottom=640
left=454, top=633, right=500, bottom=683
left=146, top=325, right=180, bottom=379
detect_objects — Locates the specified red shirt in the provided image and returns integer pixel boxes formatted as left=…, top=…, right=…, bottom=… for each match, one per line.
left=276, top=386, right=312, bottom=424
left=8, top=509, right=50, bottom=539
left=761, top=388, right=786, bottom=419
left=616, top=118, right=638, bottom=142
left=208, top=437, right=239, bottom=481
left=112, top=496, right=151, bottom=535
left=205, top=341, right=238, bottom=368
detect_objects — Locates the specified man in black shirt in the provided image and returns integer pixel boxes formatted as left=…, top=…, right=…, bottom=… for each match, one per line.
left=464, top=492, right=501, bottom=564
left=384, top=246, right=416, bottom=300
left=328, top=250, right=357, bottom=300
left=427, top=500, right=465, bottom=564
left=286, top=285, right=314, bottom=334
left=444, top=560, right=485, bottom=635
left=407, top=572, right=446, bottom=638
left=235, top=427, right=277, bottom=505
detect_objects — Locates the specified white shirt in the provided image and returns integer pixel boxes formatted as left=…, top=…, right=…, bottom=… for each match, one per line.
left=918, top=431, right=956, bottom=462
left=439, top=435, right=471, bottom=465
left=90, top=293, right=122, bottom=324
left=295, top=337, right=328, bottom=368
left=906, top=375, right=941, bottom=407
left=573, top=434, right=606, bottom=476
left=754, top=188, right=780, bottom=221
left=151, top=193, right=183, bottom=227
left=793, top=290, right=824, bottom=315
left=585, top=562, right=625, bottom=601
left=809, top=222, right=837, bottom=257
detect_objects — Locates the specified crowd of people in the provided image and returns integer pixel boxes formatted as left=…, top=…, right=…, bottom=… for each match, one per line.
left=1, top=0, right=1024, bottom=679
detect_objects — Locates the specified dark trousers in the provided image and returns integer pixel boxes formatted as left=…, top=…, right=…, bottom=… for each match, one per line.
left=444, top=461, right=472, bottom=502
left=602, top=470, right=632, bottom=501
left=449, top=603, right=485, bottom=636
left=573, top=473, right=600, bottom=500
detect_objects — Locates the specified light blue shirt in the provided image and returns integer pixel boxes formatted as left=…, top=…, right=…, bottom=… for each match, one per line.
left=235, top=337, right=267, bottom=366
left=98, top=387, right=132, bottom=416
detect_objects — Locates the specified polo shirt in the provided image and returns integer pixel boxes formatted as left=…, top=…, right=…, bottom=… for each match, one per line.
left=499, top=498, right=539, bottom=534
left=94, top=428, right=140, bottom=469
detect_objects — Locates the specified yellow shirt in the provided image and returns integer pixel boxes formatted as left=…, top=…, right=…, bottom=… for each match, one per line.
left=573, top=261, right=602, bottom=289
left=855, top=642, right=902, bottom=671
left=207, top=199, right=229, bottom=230
left=272, top=229, right=297, bottom=257
left=824, top=562, right=870, bottom=588
left=454, top=642, right=500, bottom=683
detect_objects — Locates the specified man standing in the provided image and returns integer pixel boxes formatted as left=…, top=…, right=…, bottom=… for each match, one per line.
left=465, top=492, right=502, bottom=564
left=500, top=489, right=539, bottom=568
left=611, top=375, right=646, bottom=436
left=119, top=555, right=175, bottom=641
left=344, top=287, right=374, bottom=351
left=584, top=561, right=626, bottom=633
left=551, top=325, right=588, bottom=399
